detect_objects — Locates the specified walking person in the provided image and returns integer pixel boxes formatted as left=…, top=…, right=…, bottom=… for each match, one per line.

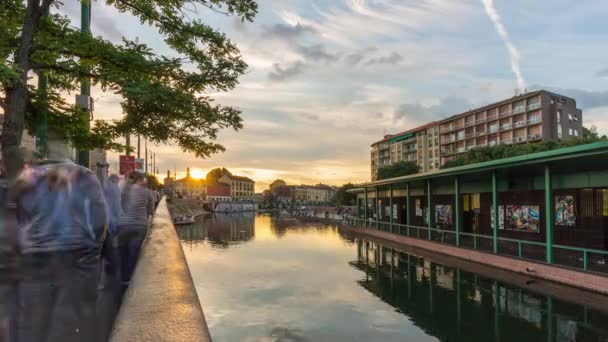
left=117, top=172, right=154, bottom=290
left=100, top=174, right=122, bottom=288
left=14, top=160, right=108, bottom=342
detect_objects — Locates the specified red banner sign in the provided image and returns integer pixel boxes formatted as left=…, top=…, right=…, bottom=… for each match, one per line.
left=119, top=155, right=136, bottom=175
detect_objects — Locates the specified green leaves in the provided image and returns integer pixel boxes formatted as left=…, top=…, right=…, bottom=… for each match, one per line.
left=3, top=0, right=257, bottom=158
left=378, top=161, right=421, bottom=180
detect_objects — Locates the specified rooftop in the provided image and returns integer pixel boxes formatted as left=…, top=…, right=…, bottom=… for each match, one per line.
left=371, top=121, right=439, bottom=147
left=353, top=141, right=608, bottom=190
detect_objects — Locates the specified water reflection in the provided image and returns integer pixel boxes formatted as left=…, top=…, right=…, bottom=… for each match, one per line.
left=354, top=240, right=608, bottom=342
left=179, top=214, right=608, bottom=342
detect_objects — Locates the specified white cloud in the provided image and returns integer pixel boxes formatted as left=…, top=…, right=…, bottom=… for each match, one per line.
left=481, top=0, right=526, bottom=90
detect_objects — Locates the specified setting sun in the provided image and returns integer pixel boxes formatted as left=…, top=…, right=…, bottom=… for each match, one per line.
left=189, top=168, right=207, bottom=180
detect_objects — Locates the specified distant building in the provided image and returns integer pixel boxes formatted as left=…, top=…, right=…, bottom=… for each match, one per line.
left=174, top=168, right=206, bottom=199
left=206, top=182, right=231, bottom=202
left=219, top=174, right=255, bottom=201
left=293, top=184, right=336, bottom=205
left=370, top=90, right=584, bottom=181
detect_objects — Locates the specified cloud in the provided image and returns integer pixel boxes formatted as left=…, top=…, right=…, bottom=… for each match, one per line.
left=344, top=46, right=377, bottom=65
left=365, top=52, right=403, bottom=66
left=268, top=62, right=306, bottom=82
left=481, top=0, right=526, bottom=90
left=393, top=96, right=473, bottom=123
left=263, top=23, right=316, bottom=40
left=295, top=44, right=339, bottom=63
left=595, top=68, right=608, bottom=78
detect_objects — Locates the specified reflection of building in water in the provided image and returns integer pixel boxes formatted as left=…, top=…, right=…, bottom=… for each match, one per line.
left=206, top=214, right=255, bottom=244
left=351, top=239, right=608, bottom=341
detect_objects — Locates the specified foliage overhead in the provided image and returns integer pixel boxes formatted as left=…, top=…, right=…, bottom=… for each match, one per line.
left=377, top=161, right=420, bottom=180
left=1, top=0, right=258, bottom=158
left=442, top=126, right=608, bottom=169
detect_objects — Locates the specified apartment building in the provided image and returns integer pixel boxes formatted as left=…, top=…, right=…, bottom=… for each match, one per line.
left=223, top=175, right=255, bottom=200
left=439, top=90, right=583, bottom=164
left=370, top=90, right=583, bottom=180
left=370, top=122, right=440, bottom=181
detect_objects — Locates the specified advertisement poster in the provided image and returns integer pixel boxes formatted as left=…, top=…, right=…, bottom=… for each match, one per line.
left=435, top=205, right=453, bottom=225
left=385, top=206, right=391, bottom=217
left=491, top=205, right=505, bottom=230
left=555, top=195, right=576, bottom=226
left=393, top=204, right=398, bottom=220
left=506, top=205, right=540, bottom=232
left=119, top=155, right=135, bottom=175
left=415, top=199, right=423, bottom=216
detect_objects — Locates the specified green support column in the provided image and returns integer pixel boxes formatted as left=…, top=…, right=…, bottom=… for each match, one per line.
left=455, top=176, right=462, bottom=246
left=406, top=183, right=411, bottom=236
left=389, top=184, right=394, bottom=233
left=427, top=179, right=433, bottom=240
left=492, top=171, right=499, bottom=254
left=364, top=188, right=368, bottom=224
left=407, top=254, right=412, bottom=300
left=545, top=165, right=554, bottom=264
left=376, top=186, right=380, bottom=230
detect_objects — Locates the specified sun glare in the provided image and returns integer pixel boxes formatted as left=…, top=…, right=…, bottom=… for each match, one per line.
left=190, top=168, right=207, bottom=180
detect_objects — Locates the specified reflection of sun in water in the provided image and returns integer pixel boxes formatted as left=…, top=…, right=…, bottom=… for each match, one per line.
left=190, top=168, right=207, bottom=180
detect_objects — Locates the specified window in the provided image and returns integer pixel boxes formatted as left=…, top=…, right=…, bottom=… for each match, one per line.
left=574, top=130, right=579, bottom=137
left=569, top=128, right=573, bottom=136
left=568, top=113, right=573, bottom=121
left=557, top=125, right=563, bottom=139
left=574, top=114, right=579, bottom=121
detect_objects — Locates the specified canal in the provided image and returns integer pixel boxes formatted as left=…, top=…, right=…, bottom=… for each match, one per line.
left=177, top=213, right=608, bottom=342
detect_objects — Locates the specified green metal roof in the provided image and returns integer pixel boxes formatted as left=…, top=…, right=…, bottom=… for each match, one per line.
left=389, top=132, right=415, bottom=143
left=351, top=141, right=608, bottom=191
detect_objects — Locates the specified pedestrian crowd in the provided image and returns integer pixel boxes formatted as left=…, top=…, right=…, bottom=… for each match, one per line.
left=0, top=153, right=160, bottom=342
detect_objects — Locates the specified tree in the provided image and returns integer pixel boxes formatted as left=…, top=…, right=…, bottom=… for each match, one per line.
left=332, top=183, right=357, bottom=206
left=205, top=167, right=231, bottom=184
left=442, top=127, right=608, bottom=169
left=1, top=0, right=258, bottom=176
left=377, top=161, right=420, bottom=180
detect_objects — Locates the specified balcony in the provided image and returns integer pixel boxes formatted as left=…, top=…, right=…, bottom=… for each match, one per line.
left=514, top=121, right=526, bottom=128
left=477, top=130, right=486, bottom=137
left=513, top=106, right=526, bottom=114
left=440, top=150, right=455, bottom=156
left=489, top=141, right=498, bottom=146
left=500, top=124, right=512, bottom=131
left=465, top=121, right=476, bottom=127
left=488, top=127, right=499, bottom=134
left=465, top=133, right=476, bottom=139
left=528, top=134, right=542, bottom=141
left=513, top=136, right=527, bottom=143
left=455, top=135, right=465, bottom=141
left=527, top=103, right=541, bottom=111
left=499, top=111, right=512, bottom=118
left=456, top=147, right=466, bottom=153
left=487, top=115, right=499, bottom=121
left=475, top=118, right=486, bottom=124
left=503, top=139, right=513, bottom=145
left=453, top=124, right=465, bottom=130
left=466, top=145, right=476, bottom=151
left=440, top=126, right=452, bottom=133
left=527, top=118, right=541, bottom=125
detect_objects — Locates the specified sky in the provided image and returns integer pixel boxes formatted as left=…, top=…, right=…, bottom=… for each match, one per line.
left=56, top=0, right=608, bottom=191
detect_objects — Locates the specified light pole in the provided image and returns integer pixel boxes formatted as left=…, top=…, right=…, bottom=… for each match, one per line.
left=77, top=0, right=92, bottom=168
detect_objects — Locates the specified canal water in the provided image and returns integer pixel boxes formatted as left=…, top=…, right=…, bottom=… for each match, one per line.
left=178, top=213, right=608, bottom=342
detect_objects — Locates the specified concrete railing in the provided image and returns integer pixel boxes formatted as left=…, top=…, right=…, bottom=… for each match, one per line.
left=110, top=198, right=212, bottom=342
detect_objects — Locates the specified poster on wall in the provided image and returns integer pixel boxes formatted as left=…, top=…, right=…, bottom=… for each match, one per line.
left=385, top=206, right=391, bottom=217
left=393, top=204, right=398, bottom=220
left=555, top=195, right=576, bottom=226
left=435, top=205, right=454, bottom=225
left=415, top=199, right=423, bottom=216
left=491, top=206, right=505, bottom=230
left=506, top=205, right=540, bottom=232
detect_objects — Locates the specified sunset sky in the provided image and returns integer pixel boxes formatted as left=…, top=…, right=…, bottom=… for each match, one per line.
left=57, top=0, right=608, bottom=191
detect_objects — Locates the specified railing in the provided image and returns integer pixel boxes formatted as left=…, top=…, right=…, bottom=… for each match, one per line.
left=527, top=103, right=541, bottom=111
left=528, top=119, right=541, bottom=125
left=513, top=106, right=526, bottom=114
left=475, top=118, right=486, bottom=124
left=456, top=147, right=466, bottom=153
left=487, top=115, right=499, bottom=121
left=500, top=124, right=512, bottom=131
left=502, top=139, right=513, bottom=144
left=528, top=134, right=542, bottom=140
left=514, top=121, right=526, bottom=128
left=465, top=133, right=476, bottom=139
left=346, top=217, right=608, bottom=277
left=499, top=111, right=512, bottom=117
left=513, top=136, right=527, bottom=143
left=466, top=121, right=475, bottom=127
left=477, top=131, right=486, bottom=137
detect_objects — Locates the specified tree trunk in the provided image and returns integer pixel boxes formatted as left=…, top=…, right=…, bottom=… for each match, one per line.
left=1, top=0, right=43, bottom=178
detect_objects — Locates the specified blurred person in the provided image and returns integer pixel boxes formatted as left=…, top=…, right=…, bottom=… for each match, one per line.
left=100, top=175, right=121, bottom=287
left=14, top=160, right=108, bottom=342
left=117, top=172, right=154, bottom=287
